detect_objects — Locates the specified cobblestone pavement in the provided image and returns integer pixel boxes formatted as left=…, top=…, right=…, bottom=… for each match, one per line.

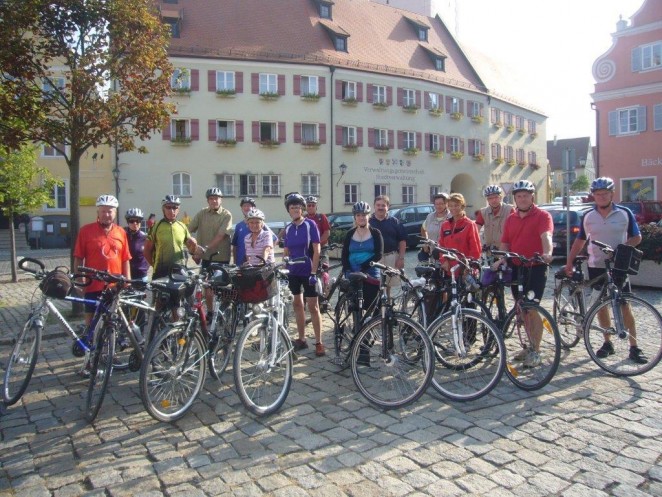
left=1, top=250, right=661, bottom=496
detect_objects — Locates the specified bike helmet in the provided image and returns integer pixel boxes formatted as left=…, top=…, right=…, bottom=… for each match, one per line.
left=125, top=208, right=144, bottom=220
left=483, top=185, right=503, bottom=197
left=590, top=177, right=615, bottom=192
left=284, top=192, right=306, bottom=210
left=240, top=197, right=256, bottom=207
left=205, top=187, right=223, bottom=198
left=161, top=194, right=181, bottom=206
left=96, top=194, right=119, bottom=208
left=511, top=180, right=535, bottom=194
left=352, top=201, right=371, bottom=215
left=305, top=196, right=318, bottom=204
left=246, top=208, right=265, bottom=221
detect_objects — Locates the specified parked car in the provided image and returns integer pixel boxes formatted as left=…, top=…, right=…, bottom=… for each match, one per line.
left=619, top=201, right=662, bottom=225
left=327, top=211, right=355, bottom=230
left=540, top=204, right=593, bottom=256
left=387, top=203, right=435, bottom=249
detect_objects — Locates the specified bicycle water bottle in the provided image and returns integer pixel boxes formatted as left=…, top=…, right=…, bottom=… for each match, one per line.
left=130, top=320, right=144, bottom=346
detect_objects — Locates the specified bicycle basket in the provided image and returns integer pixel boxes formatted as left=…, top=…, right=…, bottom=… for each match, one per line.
left=231, top=265, right=277, bottom=303
left=480, top=267, right=513, bottom=286
left=613, top=244, right=643, bottom=275
left=39, top=268, right=73, bottom=299
left=151, top=276, right=195, bottom=307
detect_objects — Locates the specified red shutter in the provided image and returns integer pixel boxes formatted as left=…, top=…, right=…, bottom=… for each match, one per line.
left=491, top=108, right=496, bottom=123
left=335, top=125, right=342, bottom=145
left=190, top=70, right=199, bottom=91
left=357, top=82, right=363, bottom=102
left=319, top=76, right=326, bottom=97
left=208, top=70, right=216, bottom=92
left=366, top=84, right=373, bottom=103
left=386, top=86, right=393, bottom=106
left=479, top=103, right=484, bottom=117
left=357, top=127, right=363, bottom=147
left=236, top=121, right=244, bottom=142
left=278, top=74, right=285, bottom=96
left=445, top=96, right=452, bottom=113
left=251, top=73, right=259, bottom=94
left=252, top=121, right=260, bottom=142
left=416, top=91, right=421, bottom=109
left=397, top=88, right=403, bottom=107
left=445, top=136, right=451, bottom=153
left=294, top=122, right=302, bottom=143
left=235, top=72, right=243, bottom=93
left=191, top=119, right=199, bottom=140
left=319, top=123, right=326, bottom=144
left=459, top=99, right=464, bottom=114
left=335, top=80, right=343, bottom=100
left=278, top=121, right=286, bottom=143
left=468, top=139, right=475, bottom=154
left=208, top=119, right=216, bottom=141
left=460, top=138, right=465, bottom=153
left=397, top=131, right=404, bottom=149
left=293, top=75, right=301, bottom=96
left=388, top=130, right=394, bottom=149
left=424, top=92, right=430, bottom=109
left=416, top=132, right=422, bottom=149
left=424, top=133, right=430, bottom=151
left=368, top=128, right=375, bottom=147
left=162, top=121, right=171, bottom=140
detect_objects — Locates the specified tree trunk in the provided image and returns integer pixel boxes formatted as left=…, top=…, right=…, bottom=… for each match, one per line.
left=9, top=210, right=17, bottom=283
left=69, top=156, right=83, bottom=316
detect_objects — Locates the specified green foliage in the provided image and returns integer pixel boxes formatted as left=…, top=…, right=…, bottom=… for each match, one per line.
left=571, top=174, right=590, bottom=192
left=329, top=228, right=349, bottom=245
left=638, top=223, right=662, bottom=264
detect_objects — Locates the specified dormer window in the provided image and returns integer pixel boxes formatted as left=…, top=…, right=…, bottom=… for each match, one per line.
left=335, top=36, right=347, bottom=52
left=405, top=16, right=430, bottom=43
left=315, top=0, right=333, bottom=19
left=420, top=44, right=447, bottom=72
left=319, top=19, right=349, bottom=53
left=418, top=27, right=428, bottom=42
left=434, top=58, right=444, bottom=71
left=160, top=5, right=183, bottom=38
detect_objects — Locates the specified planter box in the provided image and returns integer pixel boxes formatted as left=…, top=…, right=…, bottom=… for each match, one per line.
left=629, top=260, right=662, bottom=288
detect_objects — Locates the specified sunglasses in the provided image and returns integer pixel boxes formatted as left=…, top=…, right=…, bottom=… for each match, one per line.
left=128, top=219, right=141, bottom=224
left=164, top=205, right=179, bottom=210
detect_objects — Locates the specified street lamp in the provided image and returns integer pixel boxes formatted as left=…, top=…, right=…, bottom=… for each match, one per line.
left=336, top=162, right=347, bottom=187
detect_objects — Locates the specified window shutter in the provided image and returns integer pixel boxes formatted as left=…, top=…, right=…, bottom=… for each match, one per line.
left=319, top=123, right=326, bottom=144
left=278, top=74, right=285, bottom=96
left=208, top=70, right=216, bottom=92
left=251, top=73, right=259, bottom=94
left=388, top=130, right=394, bottom=148
left=162, top=121, right=171, bottom=140
left=357, top=127, right=363, bottom=147
left=252, top=121, right=260, bottom=142
left=397, top=131, right=404, bottom=149
left=319, top=77, right=326, bottom=97
left=416, top=132, right=422, bottom=148
left=480, top=140, right=485, bottom=155
left=397, top=88, right=403, bottom=107
left=366, top=84, right=373, bottom=103
left=637, top=106, right=647, bottom=131
left=235, top=72, right=243, bottom=93
left=386, top=86, right=393, bottom=106
left=631, top=47, right=642, bottom=72
left=191, top=70, right=199, bottom=91
left=445, top=136, right=451, bottom=153
left=335, top=125, right=342, bottom=145
left=490, top=107, right=496, bottom=123
left=468, top=139, right=475, bottom=154
left=294, top=122, right=302, bottom=143
left=491, top=143, right=497, bottom=158
left=236, top=121, right=244, bottom=142
left=423, top=92, right=430, bottom=110
left=416, top=91, right=421, bottom=109
left=479, top=103, right=484, bottom=117
left=335, top=80, right=343, bottom=99
left=278, top=121, right=286, bottom=143
left=208, top=119, right=216, bottom=141
left=459, top=99, right=464, bottom=114
left=368, top=128, right=375, bottom=147
left=608, top=111, right=619, bottom=136
left=654, top=104, right=662, bottom=131
left=293, top=75, right=301, bottom=96
left=191, top=119, right=199, bottom=140
left=424, top=133, right=430, bottom=151
left=357, top=82, right=363, bottom=102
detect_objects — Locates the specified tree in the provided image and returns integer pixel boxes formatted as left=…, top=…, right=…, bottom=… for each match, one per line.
left=0, top=145, right=62, bottom=282
left=571, top=174, right=590, bottom=193
left=0, top=0, right=174, bottom=267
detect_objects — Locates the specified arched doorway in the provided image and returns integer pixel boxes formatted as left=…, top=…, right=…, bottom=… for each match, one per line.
left=450, top=173, right=480, bottom=217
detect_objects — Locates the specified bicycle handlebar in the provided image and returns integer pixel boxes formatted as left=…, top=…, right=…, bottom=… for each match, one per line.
left=75, top=266, right=147, bottom=286
left=491, top=250, right=548, bottom=266
left=590, top=239, right=614, bottom=254
left=18, top=257, right=46, bottom=276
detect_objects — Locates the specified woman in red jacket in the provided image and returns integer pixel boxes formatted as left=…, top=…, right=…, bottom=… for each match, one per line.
left=438, top=193, right=481, bottom=265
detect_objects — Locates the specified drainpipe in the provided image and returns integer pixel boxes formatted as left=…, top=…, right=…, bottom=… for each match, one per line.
left=329, top=65, right=336, bottom=213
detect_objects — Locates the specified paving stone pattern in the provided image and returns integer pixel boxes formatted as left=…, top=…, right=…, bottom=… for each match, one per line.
left=1, top=250, right=661, bottom=496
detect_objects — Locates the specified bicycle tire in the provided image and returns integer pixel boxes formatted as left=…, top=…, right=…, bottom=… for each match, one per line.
left=584, top=294, right=662, bottom=376
left=86, top=326, right=116, bottom=422
left=553, top=280, right=583, bottom=349
left=233, top=318, right=293, bottom=416
left=400, top=288, right=427, bottom=328
left=139, top=324, right=207, bottom=422
left=333, top=294, right=358, bottom=365
left=3, top=317, right=42, bottom=406
left=481, top=285, right=507, bottom=330
left=502, top=305, right=561, bottom=391
left=209, top=301, right=237, bottom=381
left=350, top=314, right=434, bottom=409
left=427, top=309, right=505, bottom=401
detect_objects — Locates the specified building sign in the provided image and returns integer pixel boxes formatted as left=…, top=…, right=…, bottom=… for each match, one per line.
left=362, top=158, right=425, bottom=183
left=642, top=157, right=662, bottom=167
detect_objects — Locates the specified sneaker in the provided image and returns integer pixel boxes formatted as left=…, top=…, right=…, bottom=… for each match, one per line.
left=315, top=342, right=326, bottom=357
left=596, top=341, right=615, bottom=358
left=293, top=339, right=308, bottom=351
left=513, top=348, right=528, bottom=362
left=523, top=350, right=541, bottom=368
left=629, top=346, right=648, bottom=364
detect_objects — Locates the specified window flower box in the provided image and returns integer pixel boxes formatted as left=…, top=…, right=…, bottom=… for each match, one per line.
left=506, top=124, right=515, bottom=132
left=473, top=154, right=484, bottom=161
left=216, top=139, right=237, bottom=147
left=343, top=143, right=358, bottom=151
left=402, top=105, right=420, bottom=113
left=518, top=161, right=528, bottom=167
left=530, top=132, right=538, bottom=139
left=507, top=159, right=516, bottom=167
left=342, top=97, right=358, bottom=106
left=372, top=101, right=389, bottom=110
left=429, top=150, right=443, bottom=158
left=403, top=147, right=420, bottom=156
left=530, top=163, right=541, bottom=170
left=451, top=151, right=464, bottom=159
left=450, top=112, right=463, bottom=121
left=301, top=93, right=320, bottom=102
left=215, top=89, right=236, bottom=97
left=259, top=92, right=280, bottom=100
left=518, top=128, right=526, bottom=135
left=170, top=137, right=191, bottom=145
left=301, top=141, right=321, bottom=149
left=429, top=107, right=443, bottom=117
left=629, top=224, right=662, bottom=287
left=259, top=140, right=280, bottom=148
left=374, top=145, right=390, bottom=153
left=494, top=121, right=504, bottom=129
left=171, top=88, right=191, bottom=96
left=494, top=158, right=505, bottom=165
left=471, top=116, right=484, bottom=124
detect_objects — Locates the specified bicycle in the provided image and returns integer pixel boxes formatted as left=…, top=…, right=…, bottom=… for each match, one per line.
left=316, top=243, right=343, bottom=312
left=491, top=250, right=562, bottom=391
left=582, top=240, right=662, bottom=376
left=425, top=248, right=506, bottom=402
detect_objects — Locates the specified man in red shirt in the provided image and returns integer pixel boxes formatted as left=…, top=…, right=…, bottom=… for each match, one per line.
left=305, top=196, right=330, bottom=248
left=73, top=195, right=132, bottom=327
left=498, top=180, right=553, bottom=367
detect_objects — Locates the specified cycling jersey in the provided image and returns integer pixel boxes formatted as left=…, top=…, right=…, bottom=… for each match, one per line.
left=148, top=219, right=191, bottom=279
left=578, top=203, right=640, bottom=268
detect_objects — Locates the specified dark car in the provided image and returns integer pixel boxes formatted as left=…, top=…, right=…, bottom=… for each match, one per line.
left=540, top=205, right=593, bottom=256
left=388, top=203, right=435, bottom=249
left=619, top=201, right=662, bottom=225
left=327, top=212, right=355, bottom=230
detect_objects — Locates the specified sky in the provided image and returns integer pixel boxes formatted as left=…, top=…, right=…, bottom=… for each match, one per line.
left=431, top=0, right=645, bottom=143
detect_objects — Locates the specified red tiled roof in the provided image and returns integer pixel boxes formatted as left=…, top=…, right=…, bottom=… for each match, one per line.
left=161, top=0, right=488, bottom=94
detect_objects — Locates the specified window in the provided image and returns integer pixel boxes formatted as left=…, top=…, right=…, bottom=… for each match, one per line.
left=491, top=143, right=502, bottom=160
left=654, top=104, right=662, bottom=131
left=403, top=89, right=416, bottom=108
left=504, top=112, right=513, bottom=127
left=240, top=174, right=258, bottom=196
left=404, top=131, right=416, bottom=149
left=374, top=128, right=389, bottom=149
left=320, top=3, right=331, bottom=19
left=528, top=120, right=537, bottom=134
left=528, top=151, right=538, bottom=166
left=260, top=121, right=278, bottom=142
left=428, top=92, right=440, bottom=110
left=216, top=71, right=235, bottom=92
left=262, top=175, right=280, bottom=196
left=449, top=136, right=461, bottom=153
left=373, top=85, right=386, bottom=105
left=335, top=36, right=347, bottom=52
left=42, top=144, right=65, bottom=157
left=434, top=58, right=444, bottom=71
left=301, top=123, right=318, bottom=144
left=342, top=81, right=356, bottom=100
left=342, top=126, right=356, bottom=146
left=468, top=101, right=481, bottom=118
left=302, top=174, right=320, bottom=196
left=344, top=184, right=358, bottom=204
left=516, top=148, right=526, bottom=165
left=42, top=77, right=65, bottom=103
left=172, top=119, right=190, bottom=140
left=635, top=42, right=662, bottom=71
left=216, top=174, right=235, bottom=196
left=301, top=76, right=318, bottom=96
left=429, top=133, right=441, bottom=152
left=418, top=27, right=428, bottom=42
left=430, top=186, right=444, bottom=201
left=259, top=73, right=277, bottom=95
left=45, top=181, right=67, bottom=210
left=374, top=184, right=388, bottom=198
left=449, top=97, right=460, bottom=114
left=491, top=107, right=502, bottom=124
left=402, top=186, right=415, bottom=204
left=171, top=68, right=190, bottom=90
left=217, top=120, right=236, bottom=141
left=172, top=172, right=191, bottom=197
left=164, top=18, right=180, bottom=38
left=515, top=115, right=524, bottom=130
left=618, top=107, right=644, bottom=134
left=504, top=146, right=514, bottom=162
left=469, top=139, right=483, bottom=156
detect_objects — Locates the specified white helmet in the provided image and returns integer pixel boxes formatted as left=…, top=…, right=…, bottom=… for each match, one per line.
left=511, top=180, right=535, bottom=194
left=246, top=208, right=265, bottom=221
left=125, top=208, right=144, bottom=220
left=96, top=195, right=119, bottom=207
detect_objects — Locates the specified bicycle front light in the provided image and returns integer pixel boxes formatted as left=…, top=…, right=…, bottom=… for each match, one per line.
left=251, top=303, right=264, bottom=315
left=175, top=306, right=186, bottom=319
left=526, top=290, right=536, bottom=301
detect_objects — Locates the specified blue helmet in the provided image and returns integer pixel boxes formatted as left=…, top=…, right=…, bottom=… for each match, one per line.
left=590, top=177, right=615, bottom=192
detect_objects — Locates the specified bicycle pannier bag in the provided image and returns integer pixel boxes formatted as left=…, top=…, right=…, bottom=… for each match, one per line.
left=613, top=244, right=643, bottom=275
left=231, top=265, right=276, bottom=303
left=480, top=267, right=513, bottom=286
left=39, top=269, right=73, bottom=299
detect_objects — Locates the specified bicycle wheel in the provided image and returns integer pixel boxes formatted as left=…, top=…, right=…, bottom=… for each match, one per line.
left=350, top=314, right=434, bottom=409
left=140, top=324, right=207, bottom=422
left=584, top=294, right=662, bottom=376
left=3, top=316, right=42, bottom=406
left=86, top=326, right=116, bottom=422
left=502, top=305, right=561, bottom=391
left=209, top=302, right=237, bottom=381
left=333, top=295, right=357, bottom=365
left=234, top=318, right=293, bottom=416
left=482, top=285, right=507, bottom=330
left=553, top=281, right=583, bottom=349
left=400, top=288, right=426, bottom=328
left=427, top=309, right=505, bottom=401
